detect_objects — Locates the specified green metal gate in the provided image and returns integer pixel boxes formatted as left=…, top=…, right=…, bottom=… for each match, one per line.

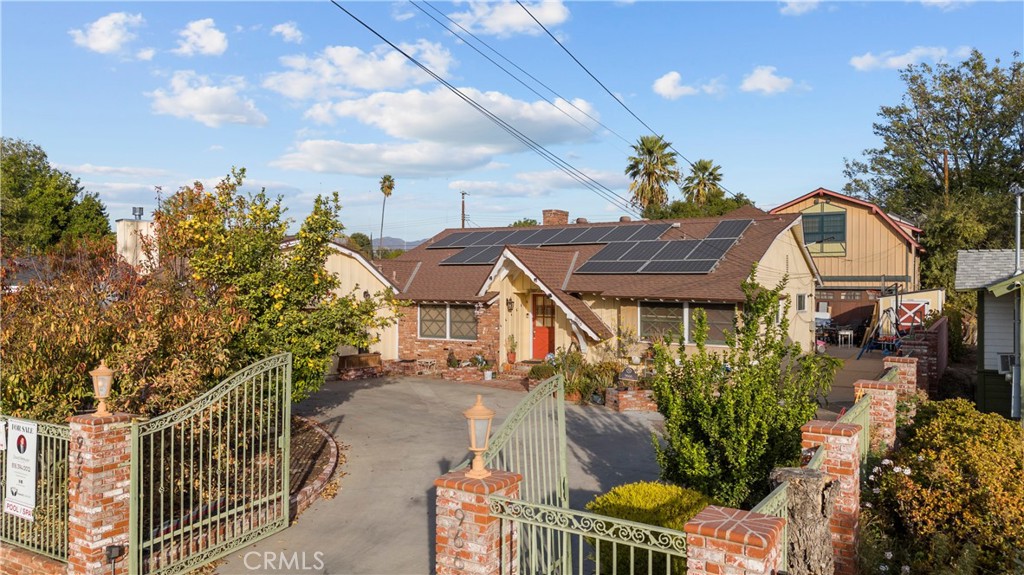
left=129, top=353, right=292, bottom=574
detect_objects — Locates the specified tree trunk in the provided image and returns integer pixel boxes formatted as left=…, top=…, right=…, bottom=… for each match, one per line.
left=769, top=467, right=838, bottom=575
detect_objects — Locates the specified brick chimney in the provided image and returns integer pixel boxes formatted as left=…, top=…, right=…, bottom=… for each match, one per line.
left=542, top=209, right=569, bottom=226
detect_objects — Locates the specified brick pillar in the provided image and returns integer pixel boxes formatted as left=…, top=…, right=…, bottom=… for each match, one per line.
left=853, top=379, right=899, bottom=452
left=434, top=469, right=522, bottom=575
left=882, top=356, right=919, bottom=396
left=684, top=505, right=785, bottom=575
left=801, top=421, right=861, bottom=575
left=541, top=209, right=569, bottom=226
left=68, top=414, right=132, bottom=575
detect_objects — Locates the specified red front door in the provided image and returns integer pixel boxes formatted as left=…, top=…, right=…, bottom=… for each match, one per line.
left=532, top=294, right=555, bottom=359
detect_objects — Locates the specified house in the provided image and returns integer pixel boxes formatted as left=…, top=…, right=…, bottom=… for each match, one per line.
left=115, top=218, right=157, bottom=270
left=955, top=249, right=1020, bottom=418
left=374, top=209, right=820, bottom=371
left=770, top=188, right=926, bottom=328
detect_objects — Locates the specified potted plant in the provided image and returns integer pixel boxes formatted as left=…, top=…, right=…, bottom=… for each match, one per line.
left=506, top=334, right=518, bottom=364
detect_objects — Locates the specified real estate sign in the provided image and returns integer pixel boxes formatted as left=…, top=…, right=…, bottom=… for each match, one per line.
left=4, top=419, right=37, bottom=521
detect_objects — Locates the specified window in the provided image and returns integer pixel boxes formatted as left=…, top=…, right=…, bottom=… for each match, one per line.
left=690, top=304, right=735, bottom=346
left=797, top=294, right=807, bottom=312
left=817, top=291, right=834, bottom=300
left=418, top=304, right=477, bottom=341
left=841, top=291, right=861, bottom=301
left=801, top=202, right=846, bottom=256
left=640, top=302, right=685, bottom=341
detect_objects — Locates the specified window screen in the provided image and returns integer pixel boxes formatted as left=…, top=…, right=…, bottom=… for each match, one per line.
left=690, top=304, right=735, bottom=345
left=449, top=306, right=478, bottom=341
left=419, top=305, right=447, bottom=339
left=640, top=302, right=685, bottom=341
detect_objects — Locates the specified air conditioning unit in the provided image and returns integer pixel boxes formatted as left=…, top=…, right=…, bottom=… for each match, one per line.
left=998, top=353, right=1017, bottom=375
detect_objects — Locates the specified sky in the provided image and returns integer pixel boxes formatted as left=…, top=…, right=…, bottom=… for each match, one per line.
left=2, top=1, right=1022, bottom=244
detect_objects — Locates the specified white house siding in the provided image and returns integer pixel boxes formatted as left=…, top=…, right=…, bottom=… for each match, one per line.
left=756, top=226, right=817, bottom=352
left=983, top=291, right=1016, bottom=372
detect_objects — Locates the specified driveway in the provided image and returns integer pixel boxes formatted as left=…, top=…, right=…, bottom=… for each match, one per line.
left=217, top=376, right=662, bottom=575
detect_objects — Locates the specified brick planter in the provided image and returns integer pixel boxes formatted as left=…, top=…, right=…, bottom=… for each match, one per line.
left=605, top=387, right=658, bottom=412
left=443, top=366, right=487, bottom=382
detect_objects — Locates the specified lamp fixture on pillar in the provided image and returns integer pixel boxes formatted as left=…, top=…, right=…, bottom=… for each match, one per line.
left=506, top=297, right=515, bottom=313
left=89, top=360, right=114, bottom=416
left=463, top=394, right=495, bottom=479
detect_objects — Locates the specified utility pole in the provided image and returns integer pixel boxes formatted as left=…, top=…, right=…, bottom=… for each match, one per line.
left=461, top=191, right=468, bottom=229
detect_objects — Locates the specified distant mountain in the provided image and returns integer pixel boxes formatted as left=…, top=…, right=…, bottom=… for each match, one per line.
left=377, top=236, right=425, bottom=250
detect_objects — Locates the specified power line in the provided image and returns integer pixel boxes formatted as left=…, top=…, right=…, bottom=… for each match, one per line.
left=329, top=1, right=641, bottom=217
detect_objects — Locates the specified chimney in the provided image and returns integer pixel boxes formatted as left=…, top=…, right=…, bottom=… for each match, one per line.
left=542, top=209, right=569, bottom=226
left=619, top=216, right=632, bottom=223
left=575, top=217, right=589, bottom=224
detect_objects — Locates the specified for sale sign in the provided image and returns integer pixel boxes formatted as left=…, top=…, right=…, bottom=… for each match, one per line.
left=4, top=419, right=37, bottom=521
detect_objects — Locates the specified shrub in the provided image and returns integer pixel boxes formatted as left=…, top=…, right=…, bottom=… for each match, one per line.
left=527, top=363, right=555, bottom=380
left=863, top=399, right=1024, bottom=573
left=586, top=481, right=708, bottom=574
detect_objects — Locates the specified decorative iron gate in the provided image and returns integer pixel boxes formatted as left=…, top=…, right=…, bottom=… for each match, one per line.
left=129, top=353, right=292, bottom=574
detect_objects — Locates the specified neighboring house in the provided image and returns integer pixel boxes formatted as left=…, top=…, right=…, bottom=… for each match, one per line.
left=770, top=188, right=925, bottom=327
left=376, top=209, right=820, bottom=370
left=955, top=249, right=1020, bottom=418
left=115, top=218, right=157, bottom=270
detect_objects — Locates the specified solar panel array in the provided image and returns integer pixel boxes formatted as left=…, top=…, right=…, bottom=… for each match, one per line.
left=430, top=219, right=752, bottom=275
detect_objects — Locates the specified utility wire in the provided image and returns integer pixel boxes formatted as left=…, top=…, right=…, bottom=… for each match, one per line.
left=329, top=1, right=641, bottom=217
left=516, top=0, right=743, bottom=200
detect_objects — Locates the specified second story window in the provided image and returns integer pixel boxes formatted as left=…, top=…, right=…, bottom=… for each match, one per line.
left=801, top=202, right=847, bottom=256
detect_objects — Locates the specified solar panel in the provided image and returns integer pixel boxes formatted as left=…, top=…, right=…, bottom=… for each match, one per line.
left=520, top=228, right=562, bottom=245
left=575, top=260, right=648, bottom=274
left=642, top=259, right=718, bottom=274
left=464, top=245, right=505, bottom=264
left=654, top=240, right=700, bottom=261
left=440, top=246, right=491, bottom=264
left=428, top=231, right=474, bottom=249
left=707, top=219, right=752, bottom=239
left=504, top=229, right=541, bottom=245
left=629, top=223, right=673, bottom=241
left=472, top=230, right=516, bottom=246
left=572, top=227, right=617, bottom=244
left=601, top=226, right=644, bottom=243
left=448, top=231, right=493, bottom=248
left=621, top=241, right=669, bottom=261
left=591, top=242, right=636, bottom=261
left=546, top=227, right=589, bottom=245
left=688, top=239, right=736, bottom=261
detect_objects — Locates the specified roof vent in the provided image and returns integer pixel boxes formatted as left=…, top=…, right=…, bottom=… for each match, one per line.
left=619, top=216, right=632, bottom=223
left=575, top=217, right=589, bottom=224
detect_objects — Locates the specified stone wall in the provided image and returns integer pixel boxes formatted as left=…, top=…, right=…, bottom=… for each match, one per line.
left=397, top=303, right=500, bottom=368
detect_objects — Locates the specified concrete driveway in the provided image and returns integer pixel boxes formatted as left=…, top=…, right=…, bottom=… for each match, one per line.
left=217, top=376, right=662, bottom=575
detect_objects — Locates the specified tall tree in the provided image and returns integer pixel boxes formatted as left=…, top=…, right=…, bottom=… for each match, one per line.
left=681, top=159, right=724, bottom=206
left=625, top=135, right=681, bottom=210
left=347, top=232, right=373, bottom=257
left=378, top=174, right=395, bottom=259
left=842, top=50, right=1023, bottom=301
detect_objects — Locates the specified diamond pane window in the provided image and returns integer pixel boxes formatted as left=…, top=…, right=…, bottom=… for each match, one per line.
left=640, top=302, right=685, bottom=341
left=690, top=303, right=735, bottom=345
left=450, top=306, right=478, bottom=341
left=419, top=305, right=447, bottom=339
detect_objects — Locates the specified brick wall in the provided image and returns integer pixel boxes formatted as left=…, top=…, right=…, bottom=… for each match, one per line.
left=397, top=303, right=500, bottom=368
left=435, top=470, right=521, bottom=575
left=0, top=547, right=66, bottom=575
left=801, top=421, right=861, bottom=575
left=899, top=316, right=947, bottom=396
left=542, top=209, right=569, bottom=226
left=853, top=379, right=898, bottom=452
left=684, top=506, right=785, bottom=575
left=882, top=356, right=919, bottom=396
left=605, top=387, right=658, bottom=412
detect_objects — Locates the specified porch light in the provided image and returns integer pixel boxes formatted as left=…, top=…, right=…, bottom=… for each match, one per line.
left=506, top=297, right=515, bottom=312
left=463, top=394, right=495, bottom=479
left=90, top=360, right=114, bottom=417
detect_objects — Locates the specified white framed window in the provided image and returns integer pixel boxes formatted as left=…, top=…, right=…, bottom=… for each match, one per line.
left=797, top=293, right=808, bottom=312
left=418, top=304, right=478, bottom=341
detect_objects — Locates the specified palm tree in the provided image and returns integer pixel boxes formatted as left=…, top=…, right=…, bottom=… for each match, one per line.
left=682, top=159, right=724, bottom=206
left=378, top=174, right=394, bottom=259
left=625, top=135, right=681, bottom=211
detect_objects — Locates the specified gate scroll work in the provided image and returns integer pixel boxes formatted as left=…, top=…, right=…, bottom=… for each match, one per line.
left=128, top=353, right=292, bottom=574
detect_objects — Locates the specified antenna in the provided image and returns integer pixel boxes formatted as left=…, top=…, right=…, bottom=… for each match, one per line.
left=132, top=207, right=144, bottom=221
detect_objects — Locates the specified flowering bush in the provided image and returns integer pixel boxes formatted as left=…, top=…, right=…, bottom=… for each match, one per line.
left=861, top=399, right=1024, bottom=573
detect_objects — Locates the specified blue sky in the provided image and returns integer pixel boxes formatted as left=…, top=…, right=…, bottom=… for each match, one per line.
left=3, top=1, right=1022, bottom=243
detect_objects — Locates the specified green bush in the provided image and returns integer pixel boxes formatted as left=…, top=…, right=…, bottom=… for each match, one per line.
left=527, top=363, right=555, bottom=380
left=585, top=481, right=708, bottom=574
left=862, top=399, right=1024, bottom=573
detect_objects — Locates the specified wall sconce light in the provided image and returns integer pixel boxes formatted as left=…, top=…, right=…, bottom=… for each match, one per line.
left=506, top=297, right=515, bottom=313
left=363, top=290, right=371, bottom=300
left=90, top=360, right=114, bottom=417
left=463, top=394, right=495, bottom=479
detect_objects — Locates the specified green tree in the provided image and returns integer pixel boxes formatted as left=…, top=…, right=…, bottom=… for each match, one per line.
left=509, top=217, right=538, bottom=227
left=1, top=137, right=110, bottom=251
left=643, top=193, right=753, bottom=220
left=842, top=50, right=1023, bottom=301
left=681, top=159, right=724, bottom=206
left=625, top=135, right=681, bottom=211
left=651, top=267, right=840, bottom=507
left=347, top=232, right=373, bottom=257
left=378, top=174, right=395, bottom=259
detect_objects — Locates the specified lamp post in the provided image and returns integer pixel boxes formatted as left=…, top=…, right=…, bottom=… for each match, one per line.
left=89, top=360, right=114, bottom=416
left=463, top=394, right=495, bottom=479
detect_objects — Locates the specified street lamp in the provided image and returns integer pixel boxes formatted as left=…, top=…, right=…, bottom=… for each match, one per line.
left=463, top=395, right=495, bottom=479
left=89, top=360, right=114, bottom=416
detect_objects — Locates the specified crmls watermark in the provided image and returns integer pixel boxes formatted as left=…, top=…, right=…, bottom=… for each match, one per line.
left=243, top=551, right=325, bottom=572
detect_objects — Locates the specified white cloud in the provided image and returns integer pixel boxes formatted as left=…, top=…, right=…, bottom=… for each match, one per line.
left=919, top=0, right=974, bottom=11
left=652, top=71, right=724, bottom=100
left=849, top=45, right=972, bottom=71
left=780, top=1, right=819, bottom=16
left=69, top=12, right=144, bottom=55
left=270, top=140, right=494, bottom=178
left=263, top=41, right=455, bottom=99
left=740, top=66, right=794, bottom=95
left=449, top=0, right=570, bottom=38
left=61, top=163, right=170, bottom=178
left=271, top=21, right=303, bottom=44
left=147, top=71, right=267, bottom=127
left=136, top=47, right=155, bottom=61
left=309, top=87, right=599, bottom=148
left=173, top=19, right=228, bottom=56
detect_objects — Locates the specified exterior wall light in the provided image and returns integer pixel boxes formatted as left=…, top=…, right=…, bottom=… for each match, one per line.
left=463, top=394, right=495, bottom=479
left=506, top=297, right=515, bottom=312
left=89, top=360, right=114, bottom=416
